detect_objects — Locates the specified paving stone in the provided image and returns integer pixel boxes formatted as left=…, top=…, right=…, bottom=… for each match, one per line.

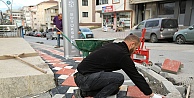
left=159, top=72, right=169, bottom=78
left=65, top=93, right=74, bottom=98
left=175, top=85, right=186, bottom=97
left=61, top=76, right=77, bottom=87
left=53, top=63, right=69, bottom=68
left=161, top=59, right=182, bottom=74
left=56, top=68, right=75, bottom=75
left=57, top=79, right=65, bottom=85
left=52, top=94, right=65, bottom=98
left=117, top=91, right=127, bottom=98
left=57, top=86, right=70, bottom=94
left=127, top=86, right=149, bottom=98
left=150, top=65, right=161, bottom=73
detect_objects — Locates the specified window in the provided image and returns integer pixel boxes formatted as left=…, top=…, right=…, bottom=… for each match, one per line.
left=113, top=0, right=120, bottom=3
left=82, top=12, right=88, bottom=17
left=82, top=0, right=88, bottom=6
left=137, top=22, right=144, bottom=29
left=180, top=0, right=186, bottom=14
left=99, top=0, right=108, bottom=5
left=161, top=19, right=178, bottom=28
left=159, top=2, right=175, bottom=15
left=145, top=20, right=159, bottom=28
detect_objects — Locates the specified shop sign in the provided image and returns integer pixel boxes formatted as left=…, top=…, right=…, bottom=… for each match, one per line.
left=130, top=0, right=163, bottom=4
left=102, top=5, right=113, bottom=13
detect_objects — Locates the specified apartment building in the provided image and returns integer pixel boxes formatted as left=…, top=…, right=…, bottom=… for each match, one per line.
left=95, top=0, right=135, bottom=30
left=5, top=9, right=23, bottom=26
left=22, top=6, right=37, bottom=29
left=130, top=0, right=194, bottom=26
left=45, top=5, right=58, bottom=29
left=58, top=0, right=101, bottom=27
left=34, top=0, right=57, bottom=31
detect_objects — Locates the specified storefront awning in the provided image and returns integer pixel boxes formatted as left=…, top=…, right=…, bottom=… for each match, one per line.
left=130, top=0, right=164, bottom=4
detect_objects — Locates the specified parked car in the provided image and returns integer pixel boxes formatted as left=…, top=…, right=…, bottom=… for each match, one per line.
left=79, top=27, right=94, bottom=39
left=46, top=28, right=58, bottom=40
left=173, top=24, right=194, bottom=44
left=129, top=18, right=178, bottom=43
left=34, top=32, right=42, bottom=37
left=41, top=32, right=47, bottom=37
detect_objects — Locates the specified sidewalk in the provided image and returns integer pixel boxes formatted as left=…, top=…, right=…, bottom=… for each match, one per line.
left=28, top=42, right=150, bottom=98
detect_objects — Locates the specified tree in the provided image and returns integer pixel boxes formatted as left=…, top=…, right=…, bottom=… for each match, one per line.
left=39, top=28, right=44, bottom=32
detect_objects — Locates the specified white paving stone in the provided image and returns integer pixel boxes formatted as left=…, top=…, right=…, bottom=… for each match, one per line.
left=64, top=66, right=73, bottom=69
left=52, top=67, right=63, bottom=70
left=66, top=87, right=79, bottom=93
left=58, top=75, right=69, bottom=79
left=52, top=94, right=65, bottom=98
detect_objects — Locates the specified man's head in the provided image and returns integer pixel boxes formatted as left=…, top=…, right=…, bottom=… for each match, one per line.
left=124, top=35, right=140, bottom=54
left=58, top=13, right=62, bottom=20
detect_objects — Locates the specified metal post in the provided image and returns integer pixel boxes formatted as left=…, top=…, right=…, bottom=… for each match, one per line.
left=11, top=0, right=13, bottom=24
left=62, top=0, right=79, bottom=58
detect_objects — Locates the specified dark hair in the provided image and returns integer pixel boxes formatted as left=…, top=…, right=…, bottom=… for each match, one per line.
left=58, top=13, right=62, bottom=16
left=124, top=35, right=140, bottom=45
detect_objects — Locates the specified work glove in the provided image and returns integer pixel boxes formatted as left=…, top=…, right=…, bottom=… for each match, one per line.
left=151, top=94, right=163, bottom=98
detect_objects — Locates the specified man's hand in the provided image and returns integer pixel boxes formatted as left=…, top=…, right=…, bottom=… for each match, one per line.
left=57, top=32, right=61, bottom=34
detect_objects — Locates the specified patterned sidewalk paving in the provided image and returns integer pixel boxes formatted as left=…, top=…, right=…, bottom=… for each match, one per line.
left=30, top=42, right=150, bottom=98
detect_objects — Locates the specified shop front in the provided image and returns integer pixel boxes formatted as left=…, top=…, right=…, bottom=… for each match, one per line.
left=102, top=5, right=132, bottom=31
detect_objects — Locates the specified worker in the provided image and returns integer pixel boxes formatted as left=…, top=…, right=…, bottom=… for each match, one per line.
left=73, top=35, right=164, bottom=98
left=53, top=13, right=62, bottom=48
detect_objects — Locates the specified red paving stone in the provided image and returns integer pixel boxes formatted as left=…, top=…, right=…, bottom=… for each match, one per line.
left=61, top=76, right=77, bottom=86
left=72, top=57, right=84, bottom=61
left=127, top=86, right=149, bottom=98
left=52, top=63, right=69, bottom=68
left=161, top=59, right=182, bottom=74
left=56, top=68, right=75, bottom=75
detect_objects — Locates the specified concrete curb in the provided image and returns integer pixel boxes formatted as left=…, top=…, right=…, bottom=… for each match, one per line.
left=136, top=64, right=182, bottom=98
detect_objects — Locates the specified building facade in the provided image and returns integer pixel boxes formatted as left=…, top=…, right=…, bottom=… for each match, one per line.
left=96, top=0, right=135, bottom=30
left=130, top=0, right=194, bottom=26
left=22, top=6, right=37, bottom=29
left=34, top=0, right=57, bottom=31
left=58, top=0, right=101, bottom=27
left=44, top=5, right=58, bottom=29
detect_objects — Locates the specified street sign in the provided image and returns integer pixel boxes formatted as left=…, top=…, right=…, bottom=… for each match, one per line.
left=6, top=0, right=11, bottom=5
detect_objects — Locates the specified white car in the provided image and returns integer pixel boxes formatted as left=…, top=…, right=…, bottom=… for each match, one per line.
left=46, top=28, right=58, bottom=40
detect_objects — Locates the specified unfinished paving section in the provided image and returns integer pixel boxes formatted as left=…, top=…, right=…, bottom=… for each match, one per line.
left=0, top=38, right=56, bottom=98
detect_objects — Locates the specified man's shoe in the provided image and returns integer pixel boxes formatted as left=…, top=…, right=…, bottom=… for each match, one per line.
left=54, top=46, right=60, bottom=48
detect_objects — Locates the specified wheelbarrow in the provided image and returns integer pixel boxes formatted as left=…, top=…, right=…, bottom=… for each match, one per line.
left=75, top=38, right=115, bottom=57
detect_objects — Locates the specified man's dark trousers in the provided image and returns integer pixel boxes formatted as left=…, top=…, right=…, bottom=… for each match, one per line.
left=74, top=71, right=124, bottom=98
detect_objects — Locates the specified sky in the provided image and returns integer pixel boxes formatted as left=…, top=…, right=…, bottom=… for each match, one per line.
left=0, top=0, right=50, bottom=12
